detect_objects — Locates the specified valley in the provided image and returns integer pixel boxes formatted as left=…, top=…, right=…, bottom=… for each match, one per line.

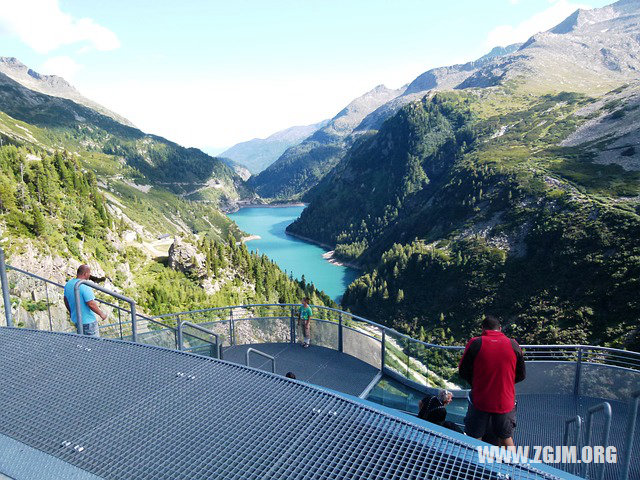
left=1, top=0, right=639, bottom=358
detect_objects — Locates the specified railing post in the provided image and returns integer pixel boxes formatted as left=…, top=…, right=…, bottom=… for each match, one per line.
left=0, top=247, right=13, bottom=327
left=621, top=391, right=640, bottom=480
left=573, top=347, right=583, bottom=398
left=338, top=313, right=343, bottom=352
left=229, top=308, right=234, bottom=346
left=176, top=315, right=183, bottom=351
left=44, top=281, right=52, bottom=331
left=117, top=308, right=123, bottom=340
left=381, top=329, right=386, bottom=373
left=563, top=415, right=583, bottom=475
left=130, top=302, right=137, bottom=343
left=290, top=307, right=296, bottom=344
left=73, top=284, right=84, bottom=335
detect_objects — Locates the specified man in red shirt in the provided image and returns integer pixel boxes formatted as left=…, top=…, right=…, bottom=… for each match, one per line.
left=458, top=315, right=526, bottom=447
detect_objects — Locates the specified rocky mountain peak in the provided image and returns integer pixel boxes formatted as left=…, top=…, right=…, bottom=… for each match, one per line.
left=0, top=56, right=134, bottom=127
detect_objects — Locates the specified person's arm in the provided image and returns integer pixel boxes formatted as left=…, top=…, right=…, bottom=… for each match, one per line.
left=86, top=300, right=107, bottom=321
left=64, top=296, right=70, bottom=314
left=458, top=337, right=481, bottom=385
left=81, top=284, right=106, bottom=321
left=511, top=339, right=526, bottom=383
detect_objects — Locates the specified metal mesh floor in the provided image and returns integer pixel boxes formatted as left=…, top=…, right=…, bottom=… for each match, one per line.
left=0, top=328, right=571, bottom=480
left=222, top=343, right=379, bottom=396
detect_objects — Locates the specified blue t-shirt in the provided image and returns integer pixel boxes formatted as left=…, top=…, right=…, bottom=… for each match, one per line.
left=64, top=279, right=96, bottom=325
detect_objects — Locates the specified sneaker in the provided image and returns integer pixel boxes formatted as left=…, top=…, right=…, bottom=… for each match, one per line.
left=303, top=343, right=310, bottom=348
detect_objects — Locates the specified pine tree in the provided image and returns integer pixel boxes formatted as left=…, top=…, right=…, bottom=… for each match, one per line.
left=32, top=203, right=47, bottom=236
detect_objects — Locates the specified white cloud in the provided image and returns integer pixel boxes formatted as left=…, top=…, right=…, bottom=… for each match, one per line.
left=41, top=56, right=82, bottom=80
left=0, top=0, right=120, bottom=54
left=486, top=0, right=590, bottom=47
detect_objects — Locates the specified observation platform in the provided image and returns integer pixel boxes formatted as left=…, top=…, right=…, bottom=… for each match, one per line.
left=2, top=253, right=639, bottom=479
left=0, top=328, right=575, bottom=480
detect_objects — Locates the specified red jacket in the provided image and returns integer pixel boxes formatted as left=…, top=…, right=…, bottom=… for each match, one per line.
left=458, top=330, right=526, bottom=414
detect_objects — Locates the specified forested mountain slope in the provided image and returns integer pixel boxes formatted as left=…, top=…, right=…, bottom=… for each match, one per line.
left=0, top=61, right=332, bottom=333
left=0, top=71, right=250, bottom=206
left=288, top=84, right=640, bottom=350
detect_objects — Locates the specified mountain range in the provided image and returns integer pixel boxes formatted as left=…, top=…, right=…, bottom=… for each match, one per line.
left=285, top=0, right=640, bottom=349
left=221, top=120, right=329, bottom=175
left=248, top=0, right=640, bottom=201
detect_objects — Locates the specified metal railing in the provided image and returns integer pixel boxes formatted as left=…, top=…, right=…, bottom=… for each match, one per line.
left=581, top=402, right=613, bottom=480
left=0, top=250, right=167, bottom=344
left=622, top=391, right=640, bottom=480
left=177, top=321, right=220, bottom=359
left=245, top=347, right=275, bottom=373
left=74, top=279, right=138, bottom=342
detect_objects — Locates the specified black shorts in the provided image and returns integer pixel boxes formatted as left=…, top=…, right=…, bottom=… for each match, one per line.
left=464, top=401, right=517, bottom=440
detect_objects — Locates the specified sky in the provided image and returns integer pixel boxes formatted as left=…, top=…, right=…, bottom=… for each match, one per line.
left=0, top=0, right=612, bottom=153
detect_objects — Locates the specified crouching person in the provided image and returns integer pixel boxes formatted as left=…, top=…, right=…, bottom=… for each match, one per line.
left=418, top=389, right=464, bottom=434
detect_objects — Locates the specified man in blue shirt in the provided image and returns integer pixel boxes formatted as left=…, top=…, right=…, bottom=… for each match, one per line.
left=64, top=265, right=106, bottom=337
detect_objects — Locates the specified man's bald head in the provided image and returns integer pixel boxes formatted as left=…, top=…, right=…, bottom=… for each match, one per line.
left=77, top=265, right=91, bottom=279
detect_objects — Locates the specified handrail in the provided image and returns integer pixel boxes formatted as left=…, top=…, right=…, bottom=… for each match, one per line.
left=151, top=303, right=640, bottom=359
left=563, top=415, right=583, bottom=447
left=581, top=402, right=612, bottom=480
left=74, top=280, right=138, bottom=342
left=6, top=263, right=148, bottom=333
left=177, top=321, right=220, bottom=359
left=621, top=390, right=640, bottom=480
left=246, top=347, right=275, bottom=373
left=563, top=415, right=583, bottom=476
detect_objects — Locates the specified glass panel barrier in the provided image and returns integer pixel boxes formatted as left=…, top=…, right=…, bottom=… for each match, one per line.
left=580, top=356, right=640, bottom=401
left=6, top=268, right=74, bottom=332
left=136, top=319, right=177, bottom=350
left=234, top=317, right=291, bottom=346
left=415, top=344, right=465, bottom=390
left=383, top=329, right=410, bottom=377
left=181, top=309, right=232, bottom=348
left=342, top=317, right=382, bottom=369
left=304, top=318, right=338, bottom=349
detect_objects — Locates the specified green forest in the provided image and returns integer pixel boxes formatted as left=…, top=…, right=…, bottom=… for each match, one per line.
left=0, top=143, right=333, bottom=319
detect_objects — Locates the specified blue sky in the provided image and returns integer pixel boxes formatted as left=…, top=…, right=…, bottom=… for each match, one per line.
left=0, top=0, right=611, bottom=152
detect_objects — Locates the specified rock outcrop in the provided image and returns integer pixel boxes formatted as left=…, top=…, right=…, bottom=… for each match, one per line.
left=167, top=237, right=207, bottom=278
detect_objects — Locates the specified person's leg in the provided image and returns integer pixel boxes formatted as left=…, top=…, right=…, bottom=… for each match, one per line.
left=498, top=436, right=515, bottom=448
left=463, top=401, right=489, bottom=440
left=303, top=320, right=310, bottom=346
left=491, top=406, right=517, bottom=449
left=82, top=321, right=99, bottom=337
left=298, top=319, right=304, bottom=344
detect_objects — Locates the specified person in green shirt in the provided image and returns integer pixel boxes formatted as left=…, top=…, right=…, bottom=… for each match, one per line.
left=298, top=297, right=313, bottom=348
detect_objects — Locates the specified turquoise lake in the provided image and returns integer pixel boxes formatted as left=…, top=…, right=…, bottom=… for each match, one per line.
left=227, top=206, right=359, bottom=301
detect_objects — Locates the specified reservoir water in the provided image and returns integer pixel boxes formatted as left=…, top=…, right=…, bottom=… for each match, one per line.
left=228, top=206, right=359, bottom=301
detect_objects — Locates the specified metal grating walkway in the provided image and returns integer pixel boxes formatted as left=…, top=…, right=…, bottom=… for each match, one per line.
left=222, top=343, right=379, bottom=396
left=0, top=328, right=573, bottom=480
